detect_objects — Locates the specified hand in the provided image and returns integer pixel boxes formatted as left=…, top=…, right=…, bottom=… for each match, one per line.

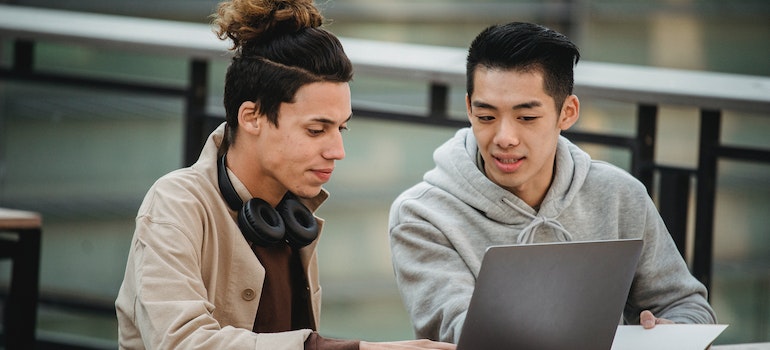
left=640, top=310, right=674, bottom=329
left=359, top=339, right=456, bottom=349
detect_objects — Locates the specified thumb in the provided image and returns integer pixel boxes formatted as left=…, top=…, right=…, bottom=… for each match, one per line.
left=640, top=310, right=656, bottom=329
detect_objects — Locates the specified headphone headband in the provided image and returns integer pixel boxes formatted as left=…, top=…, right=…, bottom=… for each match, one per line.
left=216, top=154, right=319, bottom=248
left=217, top=155, right=243, bottom=211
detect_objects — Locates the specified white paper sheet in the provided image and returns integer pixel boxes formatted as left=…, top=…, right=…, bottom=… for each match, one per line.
left=611, top=324, right=729, bottom=350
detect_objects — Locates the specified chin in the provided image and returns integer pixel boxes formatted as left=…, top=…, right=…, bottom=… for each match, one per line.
left=292, top=187, right=322, bottom=199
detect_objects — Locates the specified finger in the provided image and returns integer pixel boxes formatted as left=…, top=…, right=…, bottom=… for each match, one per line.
left=417, top=339, right=456, bottom=349
left=640, top=310, right=656, bottom=329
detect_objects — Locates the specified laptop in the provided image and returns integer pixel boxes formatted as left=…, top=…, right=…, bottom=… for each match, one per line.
left=456, top=238, right=643, bottom=350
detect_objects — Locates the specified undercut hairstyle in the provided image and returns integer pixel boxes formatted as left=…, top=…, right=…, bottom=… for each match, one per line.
left=466, top=22, right=580, bottom=110
left=212, top=0, right=353, bottom=153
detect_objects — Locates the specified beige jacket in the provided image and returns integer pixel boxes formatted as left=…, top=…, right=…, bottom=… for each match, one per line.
left=116, top=123, right=325, bottom=349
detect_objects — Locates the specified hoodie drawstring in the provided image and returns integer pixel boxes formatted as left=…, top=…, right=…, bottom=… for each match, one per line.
left=502, top=198, right=574, bottom=244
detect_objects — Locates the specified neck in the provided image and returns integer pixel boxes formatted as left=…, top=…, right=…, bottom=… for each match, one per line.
left=225, top=149, right=285, bottom=207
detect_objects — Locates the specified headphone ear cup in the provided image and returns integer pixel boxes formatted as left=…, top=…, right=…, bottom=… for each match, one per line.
left=238, top=197, right=286, bottom=246
left=278, top=196, right=319, bottom=248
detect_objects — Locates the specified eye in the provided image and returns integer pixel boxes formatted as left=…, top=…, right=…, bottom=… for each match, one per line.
left=339, top=124, right=349, bottom=132
left=308, top=128, right=324, bottom=136
left=520, top=116, right=538, bottom=122
left=476, top=115, right=495, bottom=122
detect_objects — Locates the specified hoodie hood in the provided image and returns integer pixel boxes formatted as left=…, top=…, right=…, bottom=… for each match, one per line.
left=424, top=128, right=592, bottom=243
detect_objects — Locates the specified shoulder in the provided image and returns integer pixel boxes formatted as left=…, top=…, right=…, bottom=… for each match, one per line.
left=389, top=181, right=449, bottom=222
left=586, top=160, right=647, bottom=194
left=578, top=160, right=653, bottom=212
left=391, top=182, right=435, bottom=212
left=136, top=167, right=220, bottom=236
left=145, top=167, right=213, bottom=208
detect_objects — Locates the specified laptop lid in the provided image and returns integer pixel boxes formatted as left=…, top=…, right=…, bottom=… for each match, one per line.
left=457, top=238, right=643, bottom=350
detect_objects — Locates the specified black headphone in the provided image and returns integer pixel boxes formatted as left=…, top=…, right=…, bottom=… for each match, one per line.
left=217, top=155, right=319, bottom=248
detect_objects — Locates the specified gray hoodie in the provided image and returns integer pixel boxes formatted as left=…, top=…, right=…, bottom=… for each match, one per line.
left=388, top=128, right=715, bottom=342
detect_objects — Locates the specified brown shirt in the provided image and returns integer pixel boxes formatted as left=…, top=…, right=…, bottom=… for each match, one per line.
left=252, top=241, right=359, bottom=350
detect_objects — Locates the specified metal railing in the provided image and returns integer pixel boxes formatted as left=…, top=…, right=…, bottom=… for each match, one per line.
left=2, top=0, right=770, bottom=292
left=1, top=3, right=769, bottom=346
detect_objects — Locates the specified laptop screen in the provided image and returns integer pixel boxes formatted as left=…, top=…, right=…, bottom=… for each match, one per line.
left=457, top=239, right=643, bottom=350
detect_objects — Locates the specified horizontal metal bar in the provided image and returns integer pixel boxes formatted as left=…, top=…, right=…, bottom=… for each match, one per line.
left=352, top=105, right=470, bottom=129
left=561, top=130, right=636, bottom=149
left=1, top=5, right=768, bottom=115
left=718, top=145, right=770, bottom=163
left=655, top=165, right=697, bottom=175
left=0, top=68, right=187, bottom=97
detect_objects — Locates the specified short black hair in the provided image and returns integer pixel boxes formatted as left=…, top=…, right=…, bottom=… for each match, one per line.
left=466, top=22, right=579, bottom=109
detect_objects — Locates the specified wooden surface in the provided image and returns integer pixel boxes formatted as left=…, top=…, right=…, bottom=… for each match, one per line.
left=0, top=208, right=42, bottom=229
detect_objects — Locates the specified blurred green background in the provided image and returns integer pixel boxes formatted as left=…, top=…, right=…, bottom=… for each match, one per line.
left=0, top=0, right=768, bottom=346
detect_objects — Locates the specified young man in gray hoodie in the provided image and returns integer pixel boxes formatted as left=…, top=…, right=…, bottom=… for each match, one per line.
left=388, top=21, right=716, bottom=343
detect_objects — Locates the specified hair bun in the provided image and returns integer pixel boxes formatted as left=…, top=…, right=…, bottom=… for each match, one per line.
left=213, top=0, right=324, bottom=50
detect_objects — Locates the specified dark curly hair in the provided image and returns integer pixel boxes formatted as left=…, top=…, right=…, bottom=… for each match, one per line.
left=212, top=0, right=353, bottom=153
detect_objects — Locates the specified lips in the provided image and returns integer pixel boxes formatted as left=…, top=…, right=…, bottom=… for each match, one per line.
left=493, top=155, right=524, bottom=172
left=312, top=168, right=334, bottom=182
left=497, top=157, right=521, bottom=164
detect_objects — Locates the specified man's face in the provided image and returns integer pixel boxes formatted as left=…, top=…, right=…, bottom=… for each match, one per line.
left=466, top=67, right=578, bottom=207
left=254, top=81, right=352, bottom=201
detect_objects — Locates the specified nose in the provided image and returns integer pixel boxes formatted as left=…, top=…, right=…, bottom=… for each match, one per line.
left=493, top=119, right=519, bottom=148
left=322, top=131, right=346, bottom=160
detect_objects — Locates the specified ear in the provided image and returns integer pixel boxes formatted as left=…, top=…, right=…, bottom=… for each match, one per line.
left=558, top=95, right=580, bottom=131
left=465, top=93, right=473, bottom=122
left=237, top=101, right=262, bottom=136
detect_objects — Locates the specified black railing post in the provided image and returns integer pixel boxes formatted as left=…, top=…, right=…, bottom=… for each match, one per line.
left=184, top=59, right=209, bottom=167
left=632, top=104, right=657, bottom=194
left=658, top=167, right=692, bottom=259
left=693, top=109, right=721, bottom=296
left=428, top=83, right=449, bottom=120
left=12, top=39, right=34, bottom=73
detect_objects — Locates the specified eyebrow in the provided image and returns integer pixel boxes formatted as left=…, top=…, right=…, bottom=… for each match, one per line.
left=471, top=100, right=543, bottom=111
left=512, top=101, right=543, bottom=110
left=312, top=114, right=352, bottom=125
left=471, top=101, right=498, bottom=111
